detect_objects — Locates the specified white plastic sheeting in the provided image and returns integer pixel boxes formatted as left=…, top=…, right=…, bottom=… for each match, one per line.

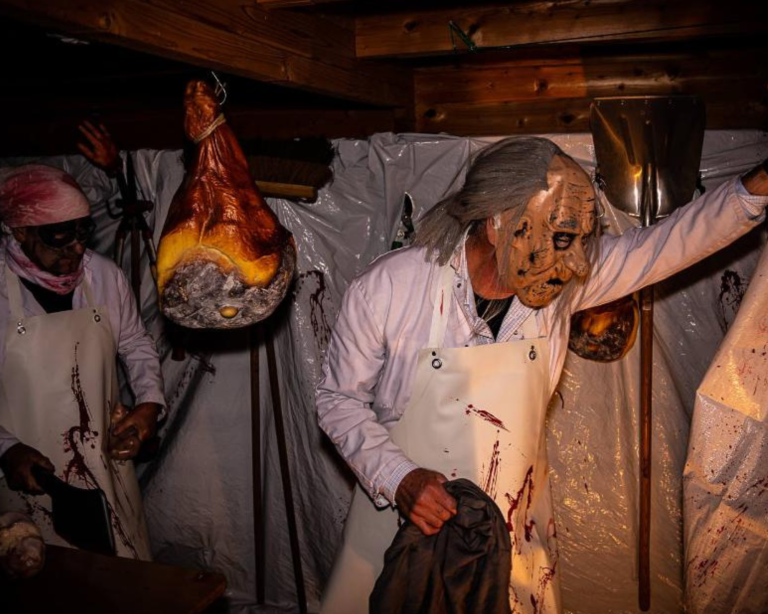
left=2, top=130, right=766, bottom=614
left=683, top=214, right=768, bottom=614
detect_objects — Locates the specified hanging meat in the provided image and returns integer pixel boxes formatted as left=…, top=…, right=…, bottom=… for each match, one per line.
left=568, top=294, right=639, bottom=362
left=156, top=80, right=296, bottom=329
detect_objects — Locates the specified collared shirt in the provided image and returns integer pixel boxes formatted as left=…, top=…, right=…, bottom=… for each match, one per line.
left=317, top=177, right=767, bottom=507
left=0, top=249, right=166, bottom=459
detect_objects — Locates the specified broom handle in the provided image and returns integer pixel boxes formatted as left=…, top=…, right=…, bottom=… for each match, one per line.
left=251, top=327, right=266, bottom=604
left=639, top=284, right=653, bottom=611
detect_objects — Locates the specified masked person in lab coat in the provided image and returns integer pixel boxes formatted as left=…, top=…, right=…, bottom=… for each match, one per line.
left=0, top=164, right=165, bottom=560
left=316, top=137, right=768, bottom=613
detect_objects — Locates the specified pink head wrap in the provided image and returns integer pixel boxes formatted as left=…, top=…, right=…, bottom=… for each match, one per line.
left=0, top=164, right=90, bottom=228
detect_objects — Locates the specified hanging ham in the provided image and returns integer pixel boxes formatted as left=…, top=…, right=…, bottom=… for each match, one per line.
left=568, top=294, right=639, bottom=362
left=156, top=80, right=296, bottom=329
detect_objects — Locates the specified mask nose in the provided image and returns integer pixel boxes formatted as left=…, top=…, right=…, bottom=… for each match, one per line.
left=563, top=240, right=590, bottom=278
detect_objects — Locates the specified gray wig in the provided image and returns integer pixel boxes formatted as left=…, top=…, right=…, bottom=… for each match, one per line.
left=414, top=136, right=565, bottom=264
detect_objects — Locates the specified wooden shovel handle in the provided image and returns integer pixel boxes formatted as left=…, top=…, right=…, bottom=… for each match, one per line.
left=639, top=284, right=654, bottom=611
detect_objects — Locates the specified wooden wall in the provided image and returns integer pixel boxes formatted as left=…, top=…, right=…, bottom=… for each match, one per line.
left=0, top=0, right=766, bottom=154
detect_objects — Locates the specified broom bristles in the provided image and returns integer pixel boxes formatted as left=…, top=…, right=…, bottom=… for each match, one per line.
left=245, top=138, right=334, bottom=193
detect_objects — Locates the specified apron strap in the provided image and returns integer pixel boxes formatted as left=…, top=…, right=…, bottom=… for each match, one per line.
left=520, top=308, right=539, bottom=339
left=427, top=265, right=456, bottom=349
left=80, top=275, right=95, bottom=309
left=4, top=266, right=95, bottom=319
left=5, top=266, right=25, bottom=321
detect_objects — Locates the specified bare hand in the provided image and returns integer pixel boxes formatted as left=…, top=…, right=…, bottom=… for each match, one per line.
left=77, top=120, right=119, bottom=174
left=109, top=403, right=160, bottom=460
left=0, top=443, right=55, bottom=494
left=742, top=161, right=768, bottom=196
left=395, top=468, right=457, bottom=536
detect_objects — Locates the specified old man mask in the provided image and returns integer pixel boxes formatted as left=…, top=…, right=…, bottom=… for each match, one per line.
left=496, top=155, right=596, bottom=307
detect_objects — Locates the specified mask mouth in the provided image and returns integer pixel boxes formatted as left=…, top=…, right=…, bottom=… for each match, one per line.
left=545, top=278, right=564, bottom=287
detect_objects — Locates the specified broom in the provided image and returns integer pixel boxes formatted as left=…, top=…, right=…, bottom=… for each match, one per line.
left=243, top=137, right=335, bottom=202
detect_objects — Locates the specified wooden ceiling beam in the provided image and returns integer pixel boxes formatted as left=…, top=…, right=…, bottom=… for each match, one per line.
left=257, top=0, right=350, bottom=8
left=416, top=98, right=768, bottom=136
left=415, top=45, right=768, bottom=135
left=0, top=107, right=401, bottom=157
left=357, top=0, right=768, bottom=59
left=0, top=0, right=413, bottom=108
left=417, top=48, right=768, bottom=107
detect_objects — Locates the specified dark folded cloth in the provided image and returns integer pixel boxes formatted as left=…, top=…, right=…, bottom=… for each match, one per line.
left=370, top=478, right=512, bottom=614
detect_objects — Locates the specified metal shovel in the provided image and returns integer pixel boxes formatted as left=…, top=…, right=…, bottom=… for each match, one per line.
left=590, top=96, right=705, bottom=611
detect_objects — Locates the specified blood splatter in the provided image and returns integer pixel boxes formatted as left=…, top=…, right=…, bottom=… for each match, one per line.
left=295, top=270, right=331, bottom=351
left=693, top=558, right=719, bottom=588
left=718, top=270, right=746, bottom=331
left=504, top=465, right=535, bottom=551
left=62, top=348, right=98, bottom=489
left=18, top=494, right=53, bottom=526
left=510, top=585, right=523, bottom=613
left=482, top=440, right=501, bottom=499
left=532, top=564, right=557, bottom=614
left=465, top=404, right=509, bottom=431
left=60, top=345, right=139, bottom=559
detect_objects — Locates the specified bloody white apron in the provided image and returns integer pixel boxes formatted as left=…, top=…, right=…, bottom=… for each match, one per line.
left=322, top=265, right=560, bottom=614
left=0, top=268, right=151, bottom=560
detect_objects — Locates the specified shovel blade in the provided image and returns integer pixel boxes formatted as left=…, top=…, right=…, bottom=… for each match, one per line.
left=590, top=96, right=706, bottom=223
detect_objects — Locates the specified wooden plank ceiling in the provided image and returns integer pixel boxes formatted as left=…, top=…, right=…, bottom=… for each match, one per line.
left=0, top=0, right=766, bottom=155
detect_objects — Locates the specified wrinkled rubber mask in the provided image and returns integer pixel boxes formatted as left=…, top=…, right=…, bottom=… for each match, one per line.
left=506, top=155, right=596, bottom=308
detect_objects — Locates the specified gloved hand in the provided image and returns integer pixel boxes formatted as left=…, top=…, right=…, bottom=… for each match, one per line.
left=0, top=443, right=55, bottom=494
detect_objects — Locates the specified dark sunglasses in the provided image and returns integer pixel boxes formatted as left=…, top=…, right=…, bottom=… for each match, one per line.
left=35, top=217, right=96, bottom=249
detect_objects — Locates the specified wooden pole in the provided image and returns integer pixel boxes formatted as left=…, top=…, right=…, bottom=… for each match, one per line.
left=265, top=331, right=307, bottom=613
left=639, top=156, right=657, bottom=612
left=639, top=285, right=653, bottom=611
left=250, top=327, right=266, bottom=605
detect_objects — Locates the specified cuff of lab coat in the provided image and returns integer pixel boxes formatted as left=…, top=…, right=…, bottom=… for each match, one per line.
left=736, top=178, right=768, bottom=220
left=376, top=458, right=420, bottom=508
left=135, top=396, right=168, bottom=422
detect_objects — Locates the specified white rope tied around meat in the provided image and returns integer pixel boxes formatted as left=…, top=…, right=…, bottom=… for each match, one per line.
left=192, top=114, right=227, bottom=144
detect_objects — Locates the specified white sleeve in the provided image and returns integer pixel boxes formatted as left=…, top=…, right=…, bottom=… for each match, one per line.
left=316, top=279, right=416, bottom=507
left=575, top=178, right=768, bottom=312
left=114, top=269, right=167, bottom=412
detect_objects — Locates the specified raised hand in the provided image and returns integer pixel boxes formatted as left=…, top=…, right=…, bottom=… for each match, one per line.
left=77, top=120, right=119, bottom=175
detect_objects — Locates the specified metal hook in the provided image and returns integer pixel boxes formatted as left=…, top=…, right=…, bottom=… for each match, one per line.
left=211, top=71, right=228, bottom=106
left=448, top=20, right=477, bottom=53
